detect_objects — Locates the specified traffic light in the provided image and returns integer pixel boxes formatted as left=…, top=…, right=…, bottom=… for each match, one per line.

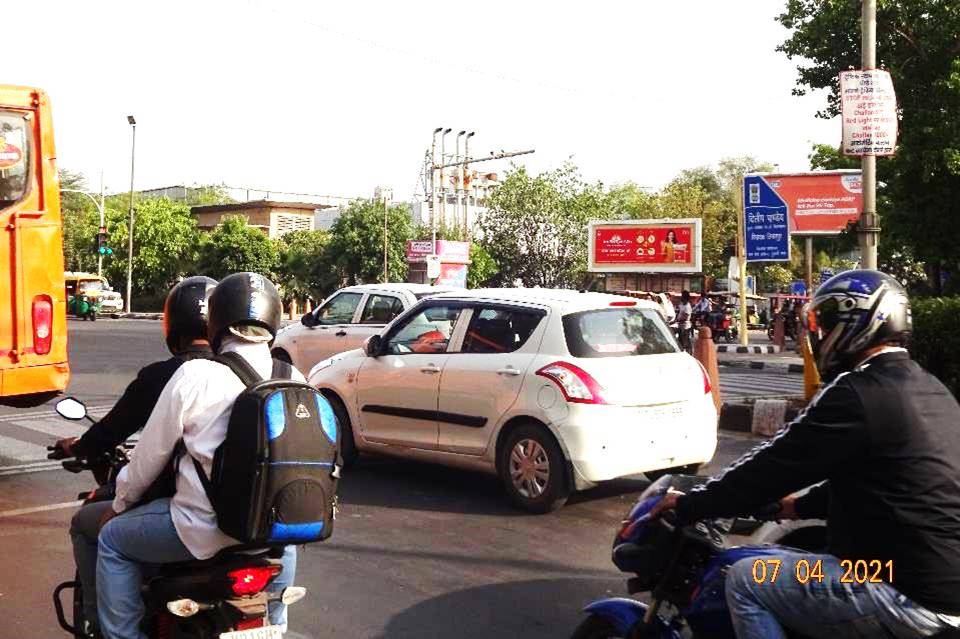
left=95, top=227, right=113, bottom=255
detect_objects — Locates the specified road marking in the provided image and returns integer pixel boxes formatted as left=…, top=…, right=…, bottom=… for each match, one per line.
left=11, top=419, right=86, bottom=438
left=0, top=404, right=112, bottom=423
left=0, top=436, right=51, bottom=461
left=719, top=372, right=803, bottom=399
left=0, top=500, right=82, bottom=518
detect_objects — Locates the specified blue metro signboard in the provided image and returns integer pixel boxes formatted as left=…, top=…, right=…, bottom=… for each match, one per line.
left=743, top=175, right=790, bottom=262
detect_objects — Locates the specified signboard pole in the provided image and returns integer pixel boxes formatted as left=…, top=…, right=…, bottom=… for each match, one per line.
left=859, top=0, right=879, bottom=269
left=737, top=184, right=749, bottom=346
left=804, top=237, right=814, bottom=293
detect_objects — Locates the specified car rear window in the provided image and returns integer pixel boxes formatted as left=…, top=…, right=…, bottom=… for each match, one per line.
left=562, top=308, right=679, bottom=357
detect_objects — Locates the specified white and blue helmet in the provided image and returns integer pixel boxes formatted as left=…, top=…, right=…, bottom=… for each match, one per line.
left=803, top=270, right=912, bottom=379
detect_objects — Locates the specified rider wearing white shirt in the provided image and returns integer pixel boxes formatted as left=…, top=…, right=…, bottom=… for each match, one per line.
left=96, top=273, right=300, bottom=639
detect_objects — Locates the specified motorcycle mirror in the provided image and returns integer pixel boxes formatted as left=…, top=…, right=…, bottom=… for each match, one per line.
left=56, top=397, right=88, bottom=421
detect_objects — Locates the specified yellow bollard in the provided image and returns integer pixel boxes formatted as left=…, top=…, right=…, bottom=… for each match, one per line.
left=800, top=333, right=821, bottom=401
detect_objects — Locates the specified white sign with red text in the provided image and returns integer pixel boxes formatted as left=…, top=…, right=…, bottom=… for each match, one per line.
left=840, top=69, right=898, bottom=156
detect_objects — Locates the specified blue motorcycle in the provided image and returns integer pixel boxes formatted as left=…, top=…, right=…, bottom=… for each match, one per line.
left=572, top=475, right=801, bottom=639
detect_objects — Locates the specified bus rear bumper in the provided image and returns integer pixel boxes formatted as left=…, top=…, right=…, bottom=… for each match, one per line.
left=1, top=361, right=70, bottom=398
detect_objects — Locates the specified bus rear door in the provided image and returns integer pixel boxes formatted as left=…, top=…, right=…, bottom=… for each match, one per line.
left=0, top=85, right=69, bottom=400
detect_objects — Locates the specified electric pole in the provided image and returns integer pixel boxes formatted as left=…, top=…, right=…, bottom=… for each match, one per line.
left=859, top=0, right=879, bottom=269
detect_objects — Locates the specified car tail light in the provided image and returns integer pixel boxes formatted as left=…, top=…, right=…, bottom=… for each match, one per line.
left=697, top=362, right=712, bottom=395
left=609, top=300, right=636, bottom=307
left=236, top=617, right=265, bottom=631
left=227, top=565, right=281, bottom=596
left=536, top=362, right=607, bottom=404
left=32, top=295, right=53, bottom=355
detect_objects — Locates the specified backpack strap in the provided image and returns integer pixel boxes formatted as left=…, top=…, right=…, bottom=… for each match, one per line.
left=214, top=351, right=264, bottom=387
left=271, top=358, right=294, bottom=380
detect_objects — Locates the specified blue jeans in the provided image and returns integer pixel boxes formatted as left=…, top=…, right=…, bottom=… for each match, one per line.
left=725, top=551, right=954, bottom=638
left=94, top=498, right=296, bottom=639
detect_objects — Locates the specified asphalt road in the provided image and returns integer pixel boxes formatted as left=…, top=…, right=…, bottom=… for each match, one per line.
left=0, top=319, right=764, bottom=638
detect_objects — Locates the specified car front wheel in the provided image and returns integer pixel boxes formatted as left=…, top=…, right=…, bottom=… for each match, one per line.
left=498, top=423, right=569, bottom=514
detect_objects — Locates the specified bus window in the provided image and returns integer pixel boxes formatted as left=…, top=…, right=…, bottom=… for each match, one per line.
left=0, top=112, right=30, bottom=208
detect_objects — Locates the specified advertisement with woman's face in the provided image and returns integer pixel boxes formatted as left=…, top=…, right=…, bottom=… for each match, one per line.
left=588, top=220, right=701, bottom=273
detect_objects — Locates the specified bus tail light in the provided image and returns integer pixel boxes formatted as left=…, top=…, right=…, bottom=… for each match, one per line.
left=32, top=295, right=53, bottom=355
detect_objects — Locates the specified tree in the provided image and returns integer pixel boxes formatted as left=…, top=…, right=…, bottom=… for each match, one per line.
left=326, top=200, right=414, bottom=284
left=103, top=197, right=200, bottom=298
left=777, top=1, right=960, bottom=293
left=479, top=163, right=606, bottom=288
left=195, top=215, right=281, bottom=281
left=275, top=229, right=335, bottom=302
left=60, top=170, right=101, bottom=273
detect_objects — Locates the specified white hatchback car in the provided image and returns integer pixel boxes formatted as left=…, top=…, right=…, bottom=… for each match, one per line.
left=272, top=283, right=454, bottom=375
left=308, top=288, right=718, bottom=512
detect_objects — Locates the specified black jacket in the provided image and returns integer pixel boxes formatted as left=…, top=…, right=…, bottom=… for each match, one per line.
left=73, top=345, right=213, bottom=459
left=676, top=350, right=960, bottom=614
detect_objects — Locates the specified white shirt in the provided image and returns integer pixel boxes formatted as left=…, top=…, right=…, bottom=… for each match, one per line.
left=113, top=338, right=306, bottom=560
left=677, top=302, right=692, bottom=329
left=694, top=297, right=711, bottom=313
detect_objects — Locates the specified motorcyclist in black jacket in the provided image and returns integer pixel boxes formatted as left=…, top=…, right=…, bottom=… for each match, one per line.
left=653, top=270, right=960, bottom=638
left=57, top=276, right=217, bottom=637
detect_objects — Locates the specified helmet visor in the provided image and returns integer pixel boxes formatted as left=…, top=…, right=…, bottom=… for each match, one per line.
left=803, top=297, right=841, bottom=336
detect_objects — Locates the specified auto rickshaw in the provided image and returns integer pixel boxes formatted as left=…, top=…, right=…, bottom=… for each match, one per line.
left=67, top=291, right=100, bottom=321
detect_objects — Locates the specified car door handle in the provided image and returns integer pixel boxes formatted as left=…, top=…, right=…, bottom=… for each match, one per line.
left=420, top=364, right=441, bottom=374
left=335, top=330, right=347, bottom=336
left=496, top=367, right=521, bottom=376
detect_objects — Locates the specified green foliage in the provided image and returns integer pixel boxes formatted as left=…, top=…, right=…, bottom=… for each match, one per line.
left=275, top=229, right=335, bottom=301
left=777, top=1, right=960, bottom=292
left=60, top=170, right=101, bottom=273
left=326, top=200, right=414, bottom=284
left=103, top=197, right=200, bottom=297
left=195, top=216, right=281, bottom=281
left=479, top=163, right=607, bottom=288
left=911, top=297, right=960, bottom=398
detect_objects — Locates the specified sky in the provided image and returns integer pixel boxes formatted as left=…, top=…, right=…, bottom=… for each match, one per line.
left=7, top=0, right=839, bottom=201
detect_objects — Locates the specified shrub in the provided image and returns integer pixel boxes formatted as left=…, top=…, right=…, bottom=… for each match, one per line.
left=911, top=297, right=960, bottom=398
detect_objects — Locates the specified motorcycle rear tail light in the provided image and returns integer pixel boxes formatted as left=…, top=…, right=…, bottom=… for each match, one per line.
left=32, top=295, right=53, bottom=355
left=236, top=617, right=265, bottom=630
left=227, top=565, right=281, bottom=597
left=536, top=361, right=607, bottom=404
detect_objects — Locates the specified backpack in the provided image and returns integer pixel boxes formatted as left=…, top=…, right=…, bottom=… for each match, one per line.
left=189, top=352, right=341, bottom=546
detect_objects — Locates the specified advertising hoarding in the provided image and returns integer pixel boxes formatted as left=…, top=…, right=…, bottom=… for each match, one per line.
left=588, top=219, right=702, bottom=274
left=406, top=240, right=470, bottom=264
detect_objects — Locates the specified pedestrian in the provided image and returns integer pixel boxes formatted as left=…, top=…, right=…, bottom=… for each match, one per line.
left=651, top=270, right=960, bottom=638
left=676, top=290, right=693, bottom=352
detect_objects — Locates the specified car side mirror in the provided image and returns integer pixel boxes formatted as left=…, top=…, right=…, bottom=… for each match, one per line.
left=56, top=397, right=88, bottom=421
left=301, top=312, right=317, bottom=328
left=365, top=335, right=383, bottom=357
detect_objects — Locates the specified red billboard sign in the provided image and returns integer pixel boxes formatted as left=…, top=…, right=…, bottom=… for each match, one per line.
left=760, top=172, right=862, bottom=235
left=588, top=219, right=702, bottom=273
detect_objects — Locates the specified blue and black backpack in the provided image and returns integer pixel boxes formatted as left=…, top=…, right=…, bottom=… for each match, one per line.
left=190, top=352, right=341, bottom=545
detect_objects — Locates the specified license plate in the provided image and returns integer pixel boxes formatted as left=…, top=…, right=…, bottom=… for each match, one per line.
left=219, top=625, right=283, bottom=639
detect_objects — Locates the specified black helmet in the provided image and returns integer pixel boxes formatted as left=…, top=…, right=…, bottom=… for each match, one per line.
left=207, top=272, right=282, bottom=352
left=802, top=270, right=911, bottom=380
left=163, top=276, right=218, bottom=354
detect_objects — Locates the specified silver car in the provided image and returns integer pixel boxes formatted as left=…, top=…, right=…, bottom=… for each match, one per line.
left=272, top=283, right=455, bottom=375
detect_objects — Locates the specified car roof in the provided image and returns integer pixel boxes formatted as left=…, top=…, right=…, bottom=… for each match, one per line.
left=428, top=288, right=663, bottom=312
left=339, top=283, right=455, bottom=294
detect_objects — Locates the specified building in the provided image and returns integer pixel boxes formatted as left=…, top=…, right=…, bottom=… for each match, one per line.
left=191, top=201, right=329, bottom=239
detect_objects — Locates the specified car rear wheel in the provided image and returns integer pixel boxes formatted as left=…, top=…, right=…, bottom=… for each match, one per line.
left=498, top=423, right=569, bottom=514
left=324, top=392, right=358, bottom=468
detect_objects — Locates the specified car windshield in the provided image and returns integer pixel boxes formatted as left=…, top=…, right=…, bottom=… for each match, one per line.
left=562, top=307, right=679, bottom=357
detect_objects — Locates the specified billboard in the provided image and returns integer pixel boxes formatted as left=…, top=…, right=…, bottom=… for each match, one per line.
left=746, top=171, right=862, bottom=236
left=588, top=219, right=702, bottom=274
left=406, top=240, right=470, bottom=264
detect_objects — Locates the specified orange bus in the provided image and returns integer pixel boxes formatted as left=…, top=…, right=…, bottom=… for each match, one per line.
left=0, top=85, right=69, bottom=401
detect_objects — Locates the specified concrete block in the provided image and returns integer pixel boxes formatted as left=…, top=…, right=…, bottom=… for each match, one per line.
left=752, top=399, right=788, bottom=437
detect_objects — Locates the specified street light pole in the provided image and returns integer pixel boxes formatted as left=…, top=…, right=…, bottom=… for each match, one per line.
left=125, top=115, right=136, bottom=313
left=859, top=0, right=879, bottom=269
left=464, top=131, right=475, bottom=237
left=439, top=128, right=451, bottom=232
left=431, top=127, right=442, bottom=256
left=60, top=188, right=106, bottom=274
